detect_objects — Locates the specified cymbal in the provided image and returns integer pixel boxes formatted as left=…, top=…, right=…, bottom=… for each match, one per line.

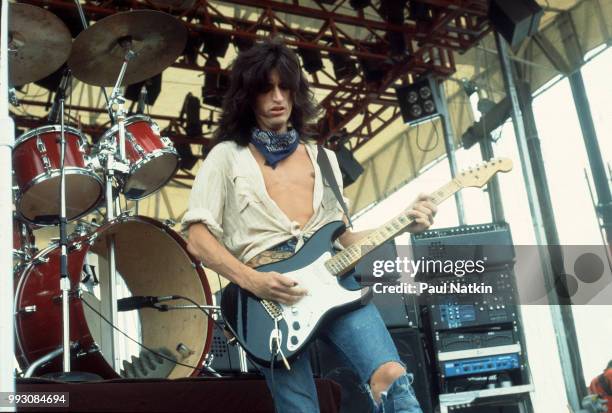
left=7, top=3, right=72, bottom=86
left=68, top=10, right=188, bottom=87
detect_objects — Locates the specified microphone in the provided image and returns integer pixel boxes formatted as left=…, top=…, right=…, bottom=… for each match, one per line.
left=117, top=295, right=177, bottom=312
left=48, top=68, right=72, bottom=123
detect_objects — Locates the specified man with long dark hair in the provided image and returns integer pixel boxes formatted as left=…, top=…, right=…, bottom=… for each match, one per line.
left=184, top=38, right=436, bottom=413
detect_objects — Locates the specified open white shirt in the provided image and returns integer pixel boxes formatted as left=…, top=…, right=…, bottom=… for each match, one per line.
left=182, top=141, right=349, bottom=264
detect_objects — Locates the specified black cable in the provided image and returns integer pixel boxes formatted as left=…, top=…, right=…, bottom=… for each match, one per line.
left=170, top=295, right=226, bottom=332
left=215, top=274, right=234, bottom=372
left=270, top=346, right=279, bottom=413
left=80, top=296, right=217, bottom=376
left=415, top=120, right=439, bottom=152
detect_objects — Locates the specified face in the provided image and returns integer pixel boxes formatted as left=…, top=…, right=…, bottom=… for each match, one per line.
left=253, top=69, right=293, bottom=133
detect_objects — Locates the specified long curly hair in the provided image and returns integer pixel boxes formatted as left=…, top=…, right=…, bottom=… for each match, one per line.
left=213, top=38, right=320, bottom=145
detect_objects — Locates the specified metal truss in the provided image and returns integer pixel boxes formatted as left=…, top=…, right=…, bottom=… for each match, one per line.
left=14, top=0, right=490, bottom=155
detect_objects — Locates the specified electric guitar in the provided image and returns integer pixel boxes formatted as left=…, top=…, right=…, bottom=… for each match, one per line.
left=220, top=158, right=513, bottom=367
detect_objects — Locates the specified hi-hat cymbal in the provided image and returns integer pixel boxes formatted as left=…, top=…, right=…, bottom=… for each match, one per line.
left=7, top=3, right=72, bottom=86
left=67, top=10, right=188, bottom=87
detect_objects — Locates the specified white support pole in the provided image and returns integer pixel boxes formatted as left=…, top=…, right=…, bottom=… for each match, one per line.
left=0, top=0, right=17, bottom=411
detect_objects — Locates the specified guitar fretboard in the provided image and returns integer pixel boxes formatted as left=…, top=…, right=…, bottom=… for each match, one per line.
left=324, top=179, right=462, bottom=277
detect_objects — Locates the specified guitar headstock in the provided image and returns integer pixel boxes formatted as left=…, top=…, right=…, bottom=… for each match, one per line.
left=456, top=158, right=513, bottom=188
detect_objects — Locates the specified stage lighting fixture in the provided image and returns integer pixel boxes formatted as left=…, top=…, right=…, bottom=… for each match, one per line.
left=329, top=53, right=358, bottom=81
left=183, top=35, right=204, bottom=65
left=395, top=77, right=440, bottom=124
left=298, top=46, right=324, bottom=74
left=336, top=145, right=363, bottom=187
left=202, top=33, right=231, bottom=58
left=181, top=93, right=202, bottom=137
left=408, top=1, right=432, bottom=22
left=349, top=0, right=370, bottom=10
left=125, top=73, right=163, bottom=106
left=380, top=0, right=407, bottom=25
left=359, top=58, right=386, bottom=83
left=202, top=58, right=229, bottom=108
left=176, top=143, right=198, bottom=170
left=489, top=0, right=543, bottom=48
left=387, top=31, right=407, bottom=57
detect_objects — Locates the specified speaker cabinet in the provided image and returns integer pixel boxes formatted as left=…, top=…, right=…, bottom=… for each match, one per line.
left=488, top=0, right=543, bottom=47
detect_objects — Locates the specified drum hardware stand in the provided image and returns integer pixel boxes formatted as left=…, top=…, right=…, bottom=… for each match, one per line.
left=41, top=72, right=101, bottom=382
left=9, top=87, right=19, bottom=106
left=98, top=39, right=135, bottom=371
left=202, top=353, right=222, bottom=378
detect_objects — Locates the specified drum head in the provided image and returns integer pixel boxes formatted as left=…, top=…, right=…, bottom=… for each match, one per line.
left=124, top=151, right=179, bottom=200
left=18, top=170, right=103, bottom=225
left=88, top=217, right=212, bottom=378
left=14, top=216, right=212, bottom=380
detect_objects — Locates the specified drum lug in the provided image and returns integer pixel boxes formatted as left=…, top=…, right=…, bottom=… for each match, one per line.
left=160, top=136, right=174, bottom=148
left=71, top=242, right=83, bottom=252
left=76, top=343, right=99, bottom=359
left=203, top=352, right=214, bottom=368
left=33, top=256, right=49, bottom=265
left=41, top=155, right=52, bottom=173
left=15, top=305, right=37, bottom=315
left=151, top=123, right=161, bottom=136
left=164, top=218, right=176, bottom=228
left=126, top=131, right=146, bottom=156
left=87, top=234, right=98, bottom=245
left=36, top=136, right=46, bottom=154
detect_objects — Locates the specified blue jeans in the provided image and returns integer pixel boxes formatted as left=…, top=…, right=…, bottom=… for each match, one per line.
left=255, top=239, right=423, bottom=413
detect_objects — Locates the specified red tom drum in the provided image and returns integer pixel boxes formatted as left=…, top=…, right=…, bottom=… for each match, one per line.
left=13, top=125, right=103, bottom=225
left=97, top=115, right=179, bottom=200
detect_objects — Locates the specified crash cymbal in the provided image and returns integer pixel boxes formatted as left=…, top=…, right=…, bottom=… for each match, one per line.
left=67, top=10, right=187, bottom=87
left=7, top=3, right=72, bottom=86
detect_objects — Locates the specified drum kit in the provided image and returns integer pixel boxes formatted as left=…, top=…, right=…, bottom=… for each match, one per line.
left=7, top=3, right=215, bottom=380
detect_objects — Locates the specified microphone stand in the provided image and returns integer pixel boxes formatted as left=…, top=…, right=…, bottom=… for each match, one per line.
left=41, top=71, right=101, bottom=382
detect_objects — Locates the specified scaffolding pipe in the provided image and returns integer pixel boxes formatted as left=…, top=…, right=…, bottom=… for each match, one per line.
left=0, top=0, right=16, bottom=410
left=496, top=33, right=586, bottom=411
left=436, top=81, right=467, bottom=225
left=567, top=70, right=612, bottom=247
left=479, top=135, right=506, bottom=223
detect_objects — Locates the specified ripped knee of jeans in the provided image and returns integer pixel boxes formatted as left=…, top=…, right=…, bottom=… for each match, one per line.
left=369, top=373, right=422, bottom=413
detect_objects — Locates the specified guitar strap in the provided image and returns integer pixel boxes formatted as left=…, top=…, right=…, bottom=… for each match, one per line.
left=317, top=145, right=353, bottom=229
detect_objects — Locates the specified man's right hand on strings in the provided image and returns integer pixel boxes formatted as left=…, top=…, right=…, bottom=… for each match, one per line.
left=241, top=268, right=307, bottom=305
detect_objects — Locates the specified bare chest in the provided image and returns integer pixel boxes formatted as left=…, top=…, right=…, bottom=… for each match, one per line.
left=250, top=145, right=315, bottom=225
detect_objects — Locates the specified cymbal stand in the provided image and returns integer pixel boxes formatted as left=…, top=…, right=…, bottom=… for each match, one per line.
left=98, top=41, right=134, bottom=370
left=72, top=0, right=114, bottom=123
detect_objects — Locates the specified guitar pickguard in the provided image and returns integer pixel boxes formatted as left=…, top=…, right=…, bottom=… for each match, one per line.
left=278, top=252, right=364, bottom=352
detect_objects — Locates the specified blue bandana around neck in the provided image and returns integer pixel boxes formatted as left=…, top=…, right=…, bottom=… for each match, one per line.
left=250, top=127, right=300, bottom=168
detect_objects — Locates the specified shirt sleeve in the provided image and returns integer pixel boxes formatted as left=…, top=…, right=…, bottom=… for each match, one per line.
left=181, top=144, right=228, bottom=240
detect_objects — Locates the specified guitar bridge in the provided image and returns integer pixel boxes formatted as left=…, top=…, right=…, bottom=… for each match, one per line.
left=261, top=299, right=283, bottom=320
